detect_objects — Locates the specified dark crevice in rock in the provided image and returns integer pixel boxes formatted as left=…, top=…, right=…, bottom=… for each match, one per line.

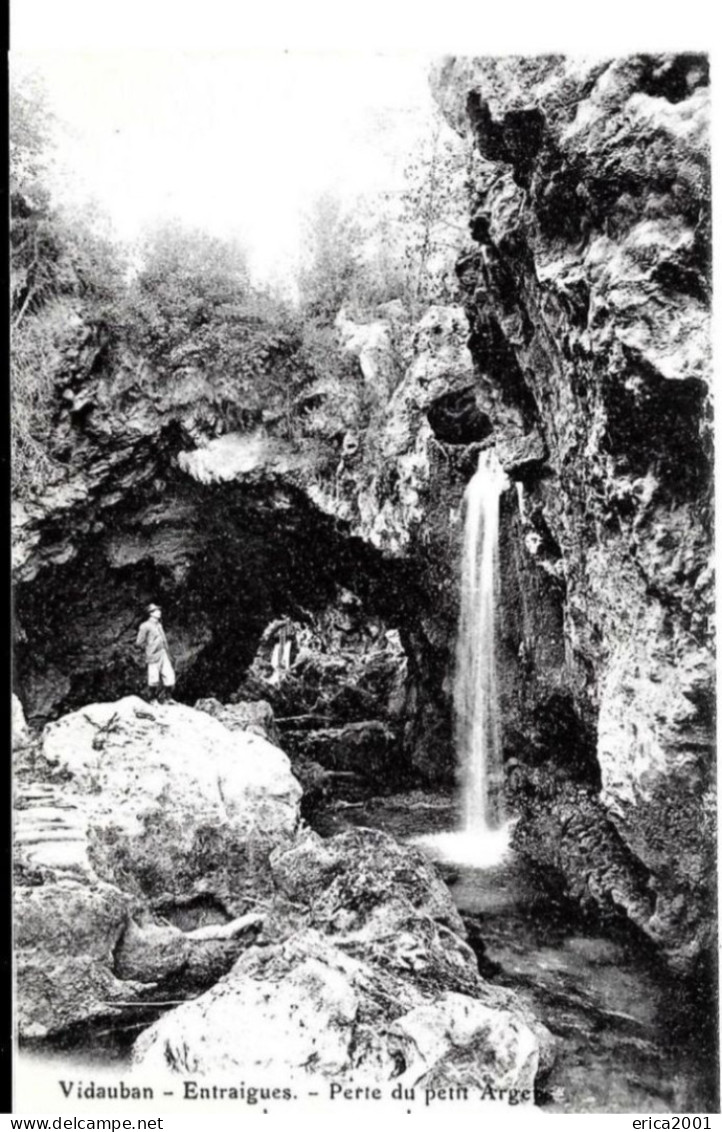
left=497, top=108, right=546, bottom=188
left=637, top=54, right=710, bottom=104
left=20, top=1012, right=168, bottom=1059
left=109, top=913, right=133, bottom=982
left=508, top=693, right=601, bottom=790
left=601, top=356, right=710, bottom=498
left=466, top=315, right=541, bottom=430
left=426, top=387, right=493, bottom=445
left=532, top=148, right=587, bottom=244
left=153, top=895, right=230, bottom=932
left=466, top=93, right=546, bottom=188
left=652, top=258, right=709, bottom=304
left=525, top=509, right=564, bottom=566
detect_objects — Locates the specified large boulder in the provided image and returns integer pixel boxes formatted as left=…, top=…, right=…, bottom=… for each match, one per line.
left=15, top=878, right=142, bottom=1039
left=14, top=698, right=302, bottom=1038
left=133, top=829, right=554, bottom=1094
left=268, top=826, right=466, bottom=938
left=39, top=696, right=301, bottom=908
left=15, top=868, right=262, bottom=1038
left=133, top=929, right=550, bottom=1094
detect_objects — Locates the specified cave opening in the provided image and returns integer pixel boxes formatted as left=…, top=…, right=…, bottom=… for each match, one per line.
left=13, top=471, right=420, bottom=730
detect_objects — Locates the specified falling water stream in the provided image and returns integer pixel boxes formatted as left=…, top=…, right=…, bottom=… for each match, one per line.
left=315, top=446, right=716, bottom=1112
left=416, top=449, right=511, bottom=866
left=455, top=448, right=509, bottom=835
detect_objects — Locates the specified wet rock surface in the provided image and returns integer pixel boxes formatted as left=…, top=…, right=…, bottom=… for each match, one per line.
left=319, top=795, right=718, bottom=1113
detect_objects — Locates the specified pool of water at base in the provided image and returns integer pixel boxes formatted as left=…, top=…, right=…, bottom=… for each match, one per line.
left=314, top=793, right=719, bottom=1115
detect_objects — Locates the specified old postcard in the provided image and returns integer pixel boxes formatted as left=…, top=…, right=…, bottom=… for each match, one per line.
left=9, top=15, right=717, bottom=1122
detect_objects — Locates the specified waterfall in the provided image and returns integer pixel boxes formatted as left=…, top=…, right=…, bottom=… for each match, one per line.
left=413, top=447, right=512, bottom=867
left=454, top=449, right=509, bottom=834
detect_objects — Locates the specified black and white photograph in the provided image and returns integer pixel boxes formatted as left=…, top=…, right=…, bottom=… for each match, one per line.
left=10, top=27, right=717, bottom=1120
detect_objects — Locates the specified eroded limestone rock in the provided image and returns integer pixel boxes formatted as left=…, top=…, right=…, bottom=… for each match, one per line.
left=133, top=929, right=551, bottom=1093
left=133, top=828, right=554, bottom=1092
left=193, top=696, right=280, bottom=745
left=39, top=697, right=301, bottom=907
left=15, top=699, right=302, bottom=1037
left=15, top=878, right=141, bottom=1039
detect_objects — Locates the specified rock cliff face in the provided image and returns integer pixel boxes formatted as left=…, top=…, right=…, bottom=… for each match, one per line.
left=430, top=54, right=713, bottom=972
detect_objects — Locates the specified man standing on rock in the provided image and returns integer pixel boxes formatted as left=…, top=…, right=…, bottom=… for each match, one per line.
left=136, top=603, right=176, bottom=704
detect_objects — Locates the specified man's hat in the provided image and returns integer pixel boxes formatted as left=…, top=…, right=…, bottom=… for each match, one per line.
left=147, top=603, right=161, bottom=614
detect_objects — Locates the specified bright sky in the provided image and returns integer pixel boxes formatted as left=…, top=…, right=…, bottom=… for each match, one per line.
left=11, top=51, right=437, bottom=286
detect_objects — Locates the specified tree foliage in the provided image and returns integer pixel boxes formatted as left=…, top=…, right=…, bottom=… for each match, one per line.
left=11, top=73, right=127, bottom=497
left=125, top=223, right=251, bottom=361
left=400, top=112, right=481, bottom=308
left=124, top=222, right=309, bottom=427
left=10, top=71, right=126, bottom=330
left=10, top=71, right=54, bottom=192
left=297, top=190, right=415, bottom=323
left=296, top=113, right=480, bottom=330
left=297, top=193, right=364, bottom=326
left=11, top=68, right=483, bottom=503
